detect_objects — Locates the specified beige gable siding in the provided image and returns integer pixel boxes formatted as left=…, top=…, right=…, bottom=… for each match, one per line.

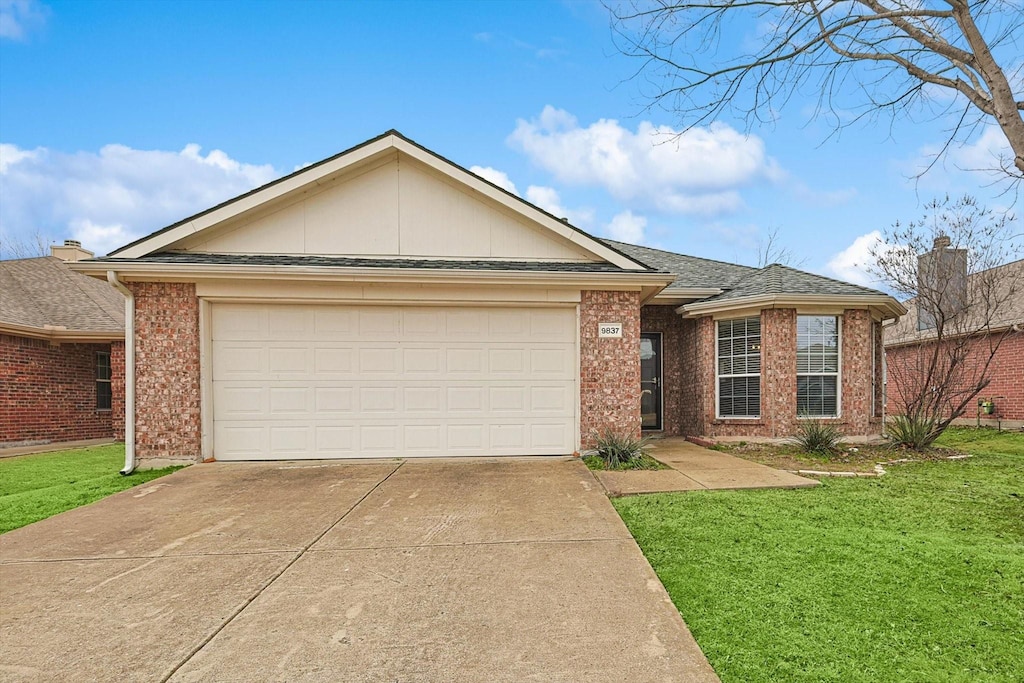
left=178, top=156, right=595, bottom=262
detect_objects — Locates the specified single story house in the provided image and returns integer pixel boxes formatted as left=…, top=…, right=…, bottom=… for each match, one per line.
left=73, top=131, right=904, bottom=471
left=1, top=242, right=125, bottom=448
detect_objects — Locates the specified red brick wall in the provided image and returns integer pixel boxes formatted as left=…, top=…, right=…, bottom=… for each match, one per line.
left=886, top=329, right=1023, bottom=421
left=841, top=309, right=874, bottom=434
left=131, top=282, right=201, bottom=462
left=111, top=340, right=125, bottom=441
left=579, top=290, right=641, bottom=448
left=0, top=334, right=115, bottom=446
left=640, top=306, right=697, bottom=435
left=690, top=308, right=880, bottom=439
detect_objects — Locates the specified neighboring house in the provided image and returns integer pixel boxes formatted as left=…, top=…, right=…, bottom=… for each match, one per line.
left=885, top=248, right=1023, bottom=429
left=72, top=131, right=904, bottom=470
left=1, top=242, right=125, bottom=447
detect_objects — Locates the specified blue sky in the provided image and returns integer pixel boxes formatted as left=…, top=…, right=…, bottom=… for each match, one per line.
left=0, top=0, right=1018, bottom=285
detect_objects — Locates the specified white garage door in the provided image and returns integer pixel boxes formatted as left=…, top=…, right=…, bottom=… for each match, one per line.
left=210, top=303, right=577, bottom=460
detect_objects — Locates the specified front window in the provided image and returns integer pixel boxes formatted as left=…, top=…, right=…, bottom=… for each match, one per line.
left=96, top=352, right=112, bottom=411
left=717, top=317, right=761, bottom=418
left=797, top=316, right=839, bottom=417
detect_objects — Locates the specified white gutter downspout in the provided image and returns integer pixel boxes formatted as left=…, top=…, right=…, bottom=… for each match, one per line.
left=107, top=271, right=136, bottom=475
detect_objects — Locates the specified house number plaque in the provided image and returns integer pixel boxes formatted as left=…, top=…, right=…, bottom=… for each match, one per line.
left=598, top=322, right=623, bottom=338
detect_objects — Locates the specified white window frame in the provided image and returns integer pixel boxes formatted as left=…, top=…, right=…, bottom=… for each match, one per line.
left=715, top=316, right=761, bottom=420
left=796, top=315, right=842, bottom=419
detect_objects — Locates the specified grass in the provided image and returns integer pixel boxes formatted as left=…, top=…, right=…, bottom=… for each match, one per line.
left=718, top=439, right=963, bottom=474
left=582, top=453, right=669, bottom=471
left=0, top=444, right=181, bottom=534
left=613, top=427, right=1024, bottom=682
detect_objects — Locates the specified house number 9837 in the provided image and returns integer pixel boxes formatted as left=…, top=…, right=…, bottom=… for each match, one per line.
left=598, top=323, right=623, bottom=338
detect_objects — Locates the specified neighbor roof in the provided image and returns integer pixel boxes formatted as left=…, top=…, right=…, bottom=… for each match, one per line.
left=884, top=258, right=1023, bottom=346
left=0, top=257, right=124, bottom=340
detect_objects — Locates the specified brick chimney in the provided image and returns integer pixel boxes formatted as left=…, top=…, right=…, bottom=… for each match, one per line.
left=50, top=240, right=94, bottom=262
left=917, top=233, right=967, bottom=330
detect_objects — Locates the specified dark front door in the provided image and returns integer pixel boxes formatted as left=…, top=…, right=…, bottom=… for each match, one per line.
left=640, top=333, right=662, bottom=430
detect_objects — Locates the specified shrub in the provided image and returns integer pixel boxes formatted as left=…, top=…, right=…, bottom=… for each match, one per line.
left=792, top=419, right=844, bottom=455
left=886, top=414, right=942, bottom=450
left=592, top=430, right=651, bottom=469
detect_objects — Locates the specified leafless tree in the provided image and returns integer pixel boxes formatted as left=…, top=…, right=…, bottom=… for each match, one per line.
left=755, top=225, right=807, bottom=267
left=0, top=229, right=52, bottom=260
left=874, top=195, right=1021, bottom=446
left=609, top=1, right=1024, bottom=180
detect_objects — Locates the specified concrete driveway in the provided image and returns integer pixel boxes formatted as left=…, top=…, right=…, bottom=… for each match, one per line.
left=0, top=458, right=718, bottom=682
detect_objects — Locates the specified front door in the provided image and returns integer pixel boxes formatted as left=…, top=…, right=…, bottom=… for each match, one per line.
left=640, top=333, right=662, bottom=430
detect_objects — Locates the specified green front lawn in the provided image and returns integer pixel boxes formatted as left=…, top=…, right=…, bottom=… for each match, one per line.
left=614, top=427, right=1024, bottom=682
left=0, top=445, right=181, bottom=534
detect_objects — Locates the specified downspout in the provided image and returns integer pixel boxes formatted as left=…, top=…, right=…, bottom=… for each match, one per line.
left=107, top=271, right=136, bottom=475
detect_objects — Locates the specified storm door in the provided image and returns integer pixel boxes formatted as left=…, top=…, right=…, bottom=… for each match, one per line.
left=640, top=333, right=662, bottom=430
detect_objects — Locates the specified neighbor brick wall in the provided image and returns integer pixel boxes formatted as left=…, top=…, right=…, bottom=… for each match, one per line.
left=579, top=290, right=641, bottom=448
left=0, top=333, right=116, bottom=446
left=131, top=282, right=201, bottom=463
left=886, top=329, right=1024, bottom=422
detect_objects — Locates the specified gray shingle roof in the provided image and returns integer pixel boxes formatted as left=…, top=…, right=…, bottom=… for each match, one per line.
left=703, top=263, right=888, bottom=302
left=0, top=257, right=124, bottom=334
left=94, top=252, right=650, bottom=274
left=602, top=239, right=889, bottom=302
left=599, top=239, right=757, bottom=291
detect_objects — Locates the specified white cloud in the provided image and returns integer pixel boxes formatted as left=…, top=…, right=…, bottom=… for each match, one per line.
left=508, top=106, right=781, bottom=216
left=604, top=211, right=647, bottom=243
left=0, top=143, right=39, bottom=172
left=470, top=165, right=518, bottom=194
left=827, top=230, right=893, bottom=286
left=523, top=184, right=594, bottom=228
left=0, top=0, right=48, bottom=41
left=0, top=142, right=277, bottom=256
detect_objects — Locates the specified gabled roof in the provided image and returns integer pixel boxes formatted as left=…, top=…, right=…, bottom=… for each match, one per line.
left=0, top=257, right=124, bottom=340
left=107, top=130, right=649, bottom=272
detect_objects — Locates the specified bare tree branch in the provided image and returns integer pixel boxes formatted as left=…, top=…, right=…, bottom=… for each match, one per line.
left=873, top=195, right=1022, bottom=446
left=609, top=0, right=1024, bottom=180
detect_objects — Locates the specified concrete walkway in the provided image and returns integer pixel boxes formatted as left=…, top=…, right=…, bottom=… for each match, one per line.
left=0, top=458, right=719, bottom=682
left=594, top=438, right=817, bottom=496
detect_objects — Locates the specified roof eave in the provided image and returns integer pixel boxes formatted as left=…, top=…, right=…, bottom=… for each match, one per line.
left=0, top=321, right=124, bottom=342
left=677, top=293, right=907, bottom=319
left=73, top=260, right=677, bottom=290
left=646, top=287, right=723, bottom=305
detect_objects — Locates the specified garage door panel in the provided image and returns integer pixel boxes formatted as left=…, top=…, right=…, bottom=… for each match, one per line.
left=212, top=304, right=577, bottom=459
left=268, top=387, right=309, bottom=415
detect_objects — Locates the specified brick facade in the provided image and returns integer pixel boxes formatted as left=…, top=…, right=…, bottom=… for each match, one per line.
left=644, top=306, right=884, bottom=440
left=111, top=340, right=125, bottom=441
left=886, top=329, right=1024, bottom=423
left=131, top=282, right=202, bottom=464
left=579, top=290, right=642, bottom=448
left=0, top=333, right=119, bottom=446
left=640, top=306, right=699, bottom=435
